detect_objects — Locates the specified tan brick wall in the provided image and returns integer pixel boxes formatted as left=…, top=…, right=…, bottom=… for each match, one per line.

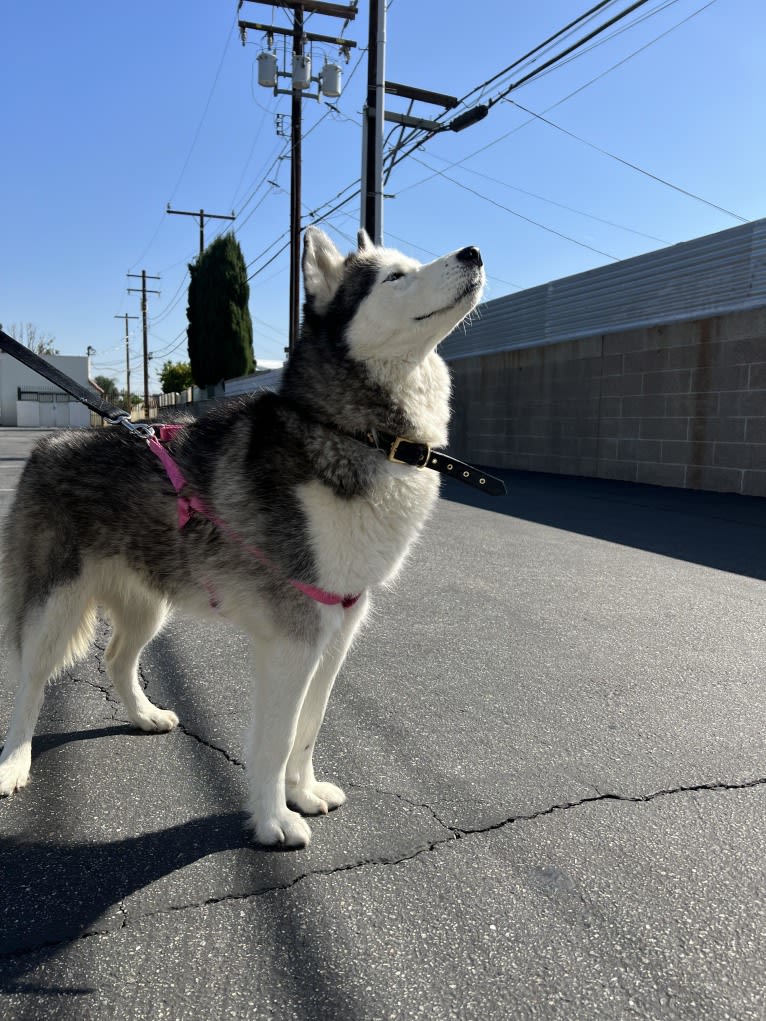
left=448, top=307, right=766, bottom=496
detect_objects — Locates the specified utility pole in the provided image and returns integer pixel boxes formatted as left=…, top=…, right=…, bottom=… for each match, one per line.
left=239, top=0, right=357, bottom=354
left=127, top=272, right=160, bottom=419
left=166, top=206, right=236, bottom=257
left=362, top=1, right=491, bottom=243
left=361, top=0, right=385, bottom=244
left=289, top=7, right=304, bottom=355
left=114, top=313, right=138, bottom=412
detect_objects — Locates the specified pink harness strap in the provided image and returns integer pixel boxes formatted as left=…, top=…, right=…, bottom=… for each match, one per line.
left=148, top=427, right=360, bottom=610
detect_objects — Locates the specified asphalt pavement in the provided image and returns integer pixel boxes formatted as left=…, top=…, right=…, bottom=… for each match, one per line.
left=1, top=426, right=765, bottom=1020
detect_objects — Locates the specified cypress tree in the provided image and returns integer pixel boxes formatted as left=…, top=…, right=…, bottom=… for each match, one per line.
left=186, top=233, right=255, bottom=387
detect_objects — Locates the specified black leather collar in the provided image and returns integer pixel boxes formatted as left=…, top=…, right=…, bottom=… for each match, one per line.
left=279, top=396, right=507, bottom=497
left=357, top=428, right=507, bottom=496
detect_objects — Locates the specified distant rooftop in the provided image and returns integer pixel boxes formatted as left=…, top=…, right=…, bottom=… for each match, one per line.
left=440, top=217, right=766, bottom=362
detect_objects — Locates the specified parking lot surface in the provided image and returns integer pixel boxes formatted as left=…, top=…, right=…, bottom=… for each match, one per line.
left=1, top=427, right=765, bottom=1020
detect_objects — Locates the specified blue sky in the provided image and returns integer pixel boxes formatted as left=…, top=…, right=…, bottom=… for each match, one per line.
left=1, top=0, right=763, bottom=391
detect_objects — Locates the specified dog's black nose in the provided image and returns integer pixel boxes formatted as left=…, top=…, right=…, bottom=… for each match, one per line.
left=456, top=246, right=483, bottom=267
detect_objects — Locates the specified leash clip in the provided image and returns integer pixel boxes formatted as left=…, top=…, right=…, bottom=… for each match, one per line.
left=115, top=414, right=156, bottom=440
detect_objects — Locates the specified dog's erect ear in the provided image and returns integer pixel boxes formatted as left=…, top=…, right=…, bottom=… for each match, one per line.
left=302, top=227, right=345, bottom=312
left=357, top=228, right=373, bottom=252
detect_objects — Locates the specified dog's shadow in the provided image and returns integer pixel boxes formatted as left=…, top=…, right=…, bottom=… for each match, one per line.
left=0, top=726, right=320, bottom=997
left=0, top=802, right=247, bottom=976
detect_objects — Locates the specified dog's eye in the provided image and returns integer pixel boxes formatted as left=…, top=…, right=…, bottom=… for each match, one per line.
left=385, top=271, right=404, bottom=283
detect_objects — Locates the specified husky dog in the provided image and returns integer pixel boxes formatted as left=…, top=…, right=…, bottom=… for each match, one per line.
left=0, top=227, right=485, bottom=848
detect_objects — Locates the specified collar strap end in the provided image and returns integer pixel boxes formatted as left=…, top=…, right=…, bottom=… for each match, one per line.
left=362, top=428, right=506, bottom=496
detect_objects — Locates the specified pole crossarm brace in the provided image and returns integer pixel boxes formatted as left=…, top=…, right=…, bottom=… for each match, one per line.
left=127, top=279, right=161, bottom=290
left=384, top=110, right=444, bottom=132
left=167, top=207, right=236, bottom=257
left=239, top=0, right=357, bottom=19
left=166, top=207, right=236, bottom=221
left=384, top=81, right=458, bottom=109
left=238, top=20, right=357, bottom=48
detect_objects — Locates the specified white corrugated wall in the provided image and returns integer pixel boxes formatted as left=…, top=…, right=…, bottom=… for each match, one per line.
left=440, top=218, right=766, bottom=361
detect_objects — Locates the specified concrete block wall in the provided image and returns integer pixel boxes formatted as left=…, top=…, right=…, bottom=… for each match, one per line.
left=447, top=307, right=766, bottom=497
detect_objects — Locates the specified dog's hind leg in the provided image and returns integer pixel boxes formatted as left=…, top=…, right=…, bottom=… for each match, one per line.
left=286, top=594, right=369, bottom=816
left=0, top=584, right=96, bottom=796
left=103, top=591, right=178, bottom=733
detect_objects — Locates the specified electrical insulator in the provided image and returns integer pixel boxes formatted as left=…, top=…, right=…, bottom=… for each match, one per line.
left=449, top=104, right=489, bottom=132
left=292, top=53, right=311, bottom=90
left=257, top=51, right=277, bottom=89
left=320, top=61, right=342, bottom=98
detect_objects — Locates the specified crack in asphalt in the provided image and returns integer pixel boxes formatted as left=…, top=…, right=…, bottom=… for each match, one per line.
left=3, top=773, right=765, bottom=963
left=71, top=653, right=244, bottom=769
left=145, top=774, right=766, bottom=922
left=452, top=774, right=766, bottom=837
left=134, top=661, right=246, bottom=769
left=67, top=674, right=125, bottom=724
left=364, top=785, right=454, bottom=831
left=174, top=719, right=245, bottom=769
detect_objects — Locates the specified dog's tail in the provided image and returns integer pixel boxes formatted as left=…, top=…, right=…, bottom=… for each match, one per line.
left=0, top=539, right=98, bottom=674
left=1, top=489, right=97, bottom=671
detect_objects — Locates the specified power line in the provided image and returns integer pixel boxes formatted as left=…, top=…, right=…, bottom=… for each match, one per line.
left=244, top=171, right=361, bottom=278
left=382, top=0, right=656, bottom=178
left=327, top=207, right=526, bottom=289
left=385, top=0, right=728, bottom=230
left=234, top=141, right=291, bottom=224
left=390, top=0, right=714, bottom=185
left=166, top=19, right=237, bottom=208
left=490, top=0, right=654, bottom=108
left=518, top=0, right=684, bottom=85
left=407, top=154, right=672, bottom=245
left=151, top=329, right=188, bottom=360
left=454, top=0, right=619, bottom=111
left=537, top=0, right=719, bottom=108
left=509, top=100, right=748, bottom=223
left=247, top=238, right=292, bottom=282
left=408, top=158, right=620, bottom=261
left=128, top=17, right=237, bottom=273
left=148, top=272, right=190, bottom=328
left=236, top=174, right=286, bottom=233
left=239, top=0, right=727, bottom=299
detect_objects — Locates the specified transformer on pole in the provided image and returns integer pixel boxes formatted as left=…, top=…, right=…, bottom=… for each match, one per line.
left=239, top=0, right=357, bottom=355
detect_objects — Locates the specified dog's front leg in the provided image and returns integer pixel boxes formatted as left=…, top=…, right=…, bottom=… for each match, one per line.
left=286, top=594, right=369, bottom=815
left=246, top=633, right=324, bottom=848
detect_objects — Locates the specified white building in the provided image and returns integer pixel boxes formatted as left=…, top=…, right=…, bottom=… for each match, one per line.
left=0, top=352, right=94, bottom=428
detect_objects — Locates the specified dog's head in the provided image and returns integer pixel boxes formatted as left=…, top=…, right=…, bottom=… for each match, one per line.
left=301, top=227, right=485, bottom=363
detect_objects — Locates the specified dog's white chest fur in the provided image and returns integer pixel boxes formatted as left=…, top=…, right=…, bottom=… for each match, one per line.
left=298, top=468, right=440, bottom=594
left=297, top=351, right=451, bottom=596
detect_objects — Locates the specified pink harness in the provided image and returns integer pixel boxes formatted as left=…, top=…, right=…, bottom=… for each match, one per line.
left=148, top=425, right=360, bottom=610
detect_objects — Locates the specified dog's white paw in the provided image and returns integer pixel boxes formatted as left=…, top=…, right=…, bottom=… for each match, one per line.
left=287, top=780, right=346, bottom=816
left=248, top=804, right=312, bottom=849
left=130, top=707, right=179, bottom=733
left=0, top=753, right=32, bottom=797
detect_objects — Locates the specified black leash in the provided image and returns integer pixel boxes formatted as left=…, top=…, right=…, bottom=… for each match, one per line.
left=0, top=328, right=506, bottom=496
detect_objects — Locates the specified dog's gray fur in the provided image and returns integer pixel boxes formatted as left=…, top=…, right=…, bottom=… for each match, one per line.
left=0, top=227, right=485, bottom=847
